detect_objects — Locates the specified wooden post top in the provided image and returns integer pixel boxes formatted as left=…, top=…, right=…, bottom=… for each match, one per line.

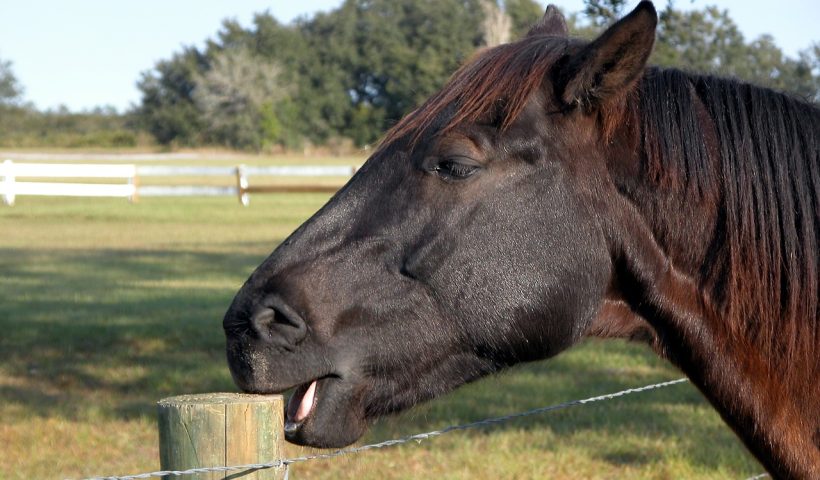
left=158, top=393, right=283, bottom=407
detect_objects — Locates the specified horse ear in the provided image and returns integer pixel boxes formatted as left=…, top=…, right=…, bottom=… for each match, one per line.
left=527, top=5, right=568, bottom=37
left=555, top=1, right=657, bottom=110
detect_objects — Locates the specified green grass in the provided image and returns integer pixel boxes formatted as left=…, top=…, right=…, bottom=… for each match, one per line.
left=0, top=189, right=763, bottom=478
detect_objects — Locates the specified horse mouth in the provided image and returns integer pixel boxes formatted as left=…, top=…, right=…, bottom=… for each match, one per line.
left=278, top=372, right=370, bottom=448
left=285, top=378, right=321, bottom=433
left=284, top=375, right=344, bottom=441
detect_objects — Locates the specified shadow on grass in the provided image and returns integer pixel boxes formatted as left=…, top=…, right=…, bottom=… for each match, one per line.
left=0, top=245, right=757, bottom=473
left=0, top=246, right=275, bottom=421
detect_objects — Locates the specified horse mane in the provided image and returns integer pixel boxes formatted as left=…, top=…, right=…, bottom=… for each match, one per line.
left=638, top=68, right=820, bottom=379
left=381, top=35, right=820, bottom=379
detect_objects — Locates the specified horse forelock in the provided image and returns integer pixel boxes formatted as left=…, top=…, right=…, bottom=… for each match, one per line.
left=379, top=35, right=569, bottom=151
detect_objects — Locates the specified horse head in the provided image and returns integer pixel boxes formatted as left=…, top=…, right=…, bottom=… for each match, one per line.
left=224, top=2, right=659, bottom=448
left=223, top=3, right=820, bottom=477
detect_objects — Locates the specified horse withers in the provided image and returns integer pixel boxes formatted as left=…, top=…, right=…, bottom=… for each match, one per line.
left=223, top=2, right=820, bottom=477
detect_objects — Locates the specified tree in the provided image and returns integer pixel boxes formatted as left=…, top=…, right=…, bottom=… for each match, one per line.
left=582, top=1, right=818, bottom=102
left=134, top=47, right=208, bottom=146
left=0, top=57, right=23, bottom=105
left=505, top=0, right=545, bottom=39
left=300, top=0, right=487, bottom=145
left=583, top=0, right=629, bottom=27
left=135, top=16, right=312, bottom=149
left=652, top=4, right=817, bottom=100
left=134, top=0, right=817, bottom=150
left=193, top=47, right=289, bottom=150
left=797, top=43, right=820, bottom=102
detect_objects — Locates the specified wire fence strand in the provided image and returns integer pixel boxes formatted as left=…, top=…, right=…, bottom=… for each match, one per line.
left=74, top=378, right=691, bottom=480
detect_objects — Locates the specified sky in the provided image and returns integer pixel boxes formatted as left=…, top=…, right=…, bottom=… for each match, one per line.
left=0, top=0, right=817, bottom=113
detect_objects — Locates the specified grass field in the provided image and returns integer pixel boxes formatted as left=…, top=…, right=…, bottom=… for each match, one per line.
left=0, top=157, right=763, bottom=479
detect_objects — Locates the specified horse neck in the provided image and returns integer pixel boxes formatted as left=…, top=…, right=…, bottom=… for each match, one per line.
left=598, top=77, right=820, bottom=477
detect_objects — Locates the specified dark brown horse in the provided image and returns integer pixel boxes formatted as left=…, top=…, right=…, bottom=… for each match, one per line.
left=223, top=2, right=820, bottom=477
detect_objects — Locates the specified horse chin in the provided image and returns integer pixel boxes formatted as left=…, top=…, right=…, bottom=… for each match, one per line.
left=224, top=333, right=369, bottom=447
left=283, top=375, right=368, bottom=448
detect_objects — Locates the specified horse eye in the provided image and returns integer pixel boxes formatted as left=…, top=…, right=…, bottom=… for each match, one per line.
left=434, top=158, right=479, bottom=179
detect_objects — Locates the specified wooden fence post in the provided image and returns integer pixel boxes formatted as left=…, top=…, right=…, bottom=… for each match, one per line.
left=2, top=159, right=15, bottom=206
left=129, top=165, right=140, bottom=203
left=157, top=393, right=285, bottom=480
left=235, top=165, right=249, bottom=206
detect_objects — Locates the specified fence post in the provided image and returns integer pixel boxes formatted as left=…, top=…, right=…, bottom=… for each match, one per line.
left=235, top=165, right=249, bottom=206
left=2, top=160, right=15, bottom=206
left=129, top=165, right=140, bottom=203
left=157, top=393, right=285, bottom=480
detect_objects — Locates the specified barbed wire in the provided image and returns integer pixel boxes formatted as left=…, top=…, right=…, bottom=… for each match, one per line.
left=74, top=378, right=692, bottom=480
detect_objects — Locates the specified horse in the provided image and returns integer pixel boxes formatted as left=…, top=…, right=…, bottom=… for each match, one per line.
left=223, top=2, right=820, bottom=477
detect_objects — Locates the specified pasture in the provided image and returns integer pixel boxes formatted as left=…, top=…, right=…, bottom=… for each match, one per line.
left=0, top=155, right=763, bottom=479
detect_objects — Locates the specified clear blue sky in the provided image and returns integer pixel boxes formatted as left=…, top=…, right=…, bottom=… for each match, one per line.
left=0, top=0, right=816, bottom=112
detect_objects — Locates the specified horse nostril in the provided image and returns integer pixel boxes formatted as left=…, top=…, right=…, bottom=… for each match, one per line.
left=251, top=297, right=308, bottom=346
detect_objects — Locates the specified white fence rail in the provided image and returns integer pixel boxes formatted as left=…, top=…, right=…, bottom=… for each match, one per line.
left=0, top=160, right=357, bottom=206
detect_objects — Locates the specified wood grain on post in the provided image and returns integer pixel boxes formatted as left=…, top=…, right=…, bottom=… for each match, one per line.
left=157, top=393, right=285, bottom=480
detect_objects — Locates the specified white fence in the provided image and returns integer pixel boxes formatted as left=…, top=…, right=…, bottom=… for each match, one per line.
left=0, top=160, right=357, bottom=206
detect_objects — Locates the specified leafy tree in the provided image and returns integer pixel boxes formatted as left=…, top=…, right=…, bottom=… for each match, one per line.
left=652, top=4, right=817, bottom=100
left=797, top=43, right=820, bottom=102
left=193, top=47, right=288, bottom=150
left=0, top=63, right=142, bottom=148
left=133, top=0, right=818, bottom=150
left=209, top=16, right=310, bottom=148
left=581, top=0, right=818, bottom=102
left=135, top=16, right=314, bottom=149
left=134, top=47, right=208, bottom=146
left=737, top=35, right=817, bottom=101
left=0, top=57, right=23, bottom=105
left=505, top=0, right=545, bottom=39
left=654, top=6, right=748, bottom=73
left=583, top=0, right=629, bottom=27
left=297, top=0, right=487, bottom=145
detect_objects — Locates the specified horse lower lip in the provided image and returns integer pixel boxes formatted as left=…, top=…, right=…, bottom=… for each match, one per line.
left=284, top=420, right=301, bottom=434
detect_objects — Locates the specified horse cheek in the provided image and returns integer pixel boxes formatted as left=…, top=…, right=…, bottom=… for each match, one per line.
left=540, top=186, right=613, bottom=353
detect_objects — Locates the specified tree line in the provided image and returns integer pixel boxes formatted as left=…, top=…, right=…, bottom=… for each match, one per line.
left=1, top=0, right=818, bottom=151
left=0, top=60, right=143, bottom=148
